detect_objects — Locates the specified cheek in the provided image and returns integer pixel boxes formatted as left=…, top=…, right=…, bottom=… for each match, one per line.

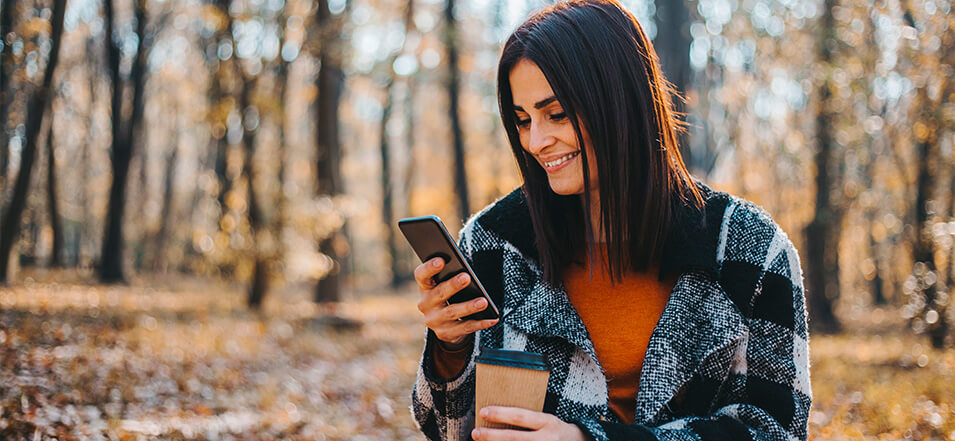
left=562, top=126, right=581, bottom=148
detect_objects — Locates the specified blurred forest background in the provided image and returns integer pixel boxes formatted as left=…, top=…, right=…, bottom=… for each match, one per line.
left=0, top=0, right=953, bottom=439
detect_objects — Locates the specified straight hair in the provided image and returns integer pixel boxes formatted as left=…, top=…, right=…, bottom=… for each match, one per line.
left=497, top=0, right=704, bottom=286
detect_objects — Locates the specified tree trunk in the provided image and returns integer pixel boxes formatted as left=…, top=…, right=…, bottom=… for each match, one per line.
left=0, top=0, right=66, bottom=283
left=948, top=164, right=955, bottom=300
left=379, top=81, right=400, bottom=288
left=272, top=4, right=290, bottom=290
left=653, top=0, right=692, bottom=166
left=863, top=14, right=885, bottom=306
left=80, top=38, right=97, bottom=267
left=867, top=210, right=886, bottom=305
left=79, top=134, right=90, bottom=266
left=214, top=133, right=231, bottom=209
left=949, top=163, right=955, bottom=295
left=904, top=0, right=950, bottom=349
left=239, top=75, right=269, bottom=309
left=99, top=144, right=133, bottom=282
left=380, top=0, right=416, bottom=288
left=403, top=78, right=416, bottom=210
left=208, top=0, right=233, bottom=211
left=696, top=58, right=724, bottom=177
left=400, top=59, right=418, bottom=286
left=100, top=0, right=147, bottom=283
left=212, top=79, right=232, bottom=211
left=129, top=0, right=150, bottom=272
left=126, top=8, right=168, bottom=270
left=21, top=206, right=37, bottom=266
left=912, top=134, right=946, bottom=348
left=908, top=78, right=948, bottom=347
left=100, top=0, right=126, bottom=282
left=804, top=0, right=841, bottom=333
left=45, top=112, right=63, bottom=267
left=398, top=0, right=420, bottom=284
left=153, top=140, right=177, bottom=272
left=243, top=133, right=268, bottom=308
left=444, top=0, right=470, bottom=224
left=483, top=0, right=504, bottom=206
left=0, top=0, right=16, bottom=188
left=132, top=136, right=148, bottom=270
left=248, top=260, right=269, bottom=309
left=207, top=0, right=236, bottom=277
left=314, top=0, right=345, bottom=304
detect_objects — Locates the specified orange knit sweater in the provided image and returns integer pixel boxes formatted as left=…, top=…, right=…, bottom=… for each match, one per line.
left=433, top=246, right=675, bottom=424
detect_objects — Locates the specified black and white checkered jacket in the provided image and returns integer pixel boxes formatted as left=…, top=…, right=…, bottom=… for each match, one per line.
left=411, top=183, right=811, bottom=441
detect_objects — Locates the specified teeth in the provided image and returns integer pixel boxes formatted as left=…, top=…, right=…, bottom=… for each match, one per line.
left=543, top=152, right=579, bottom=167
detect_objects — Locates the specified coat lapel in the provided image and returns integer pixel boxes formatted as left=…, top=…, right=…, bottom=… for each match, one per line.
left=634, top=271, right=748, bottom=425
left=502, top=271, right=598, bottom=363
left=473, top=188, right=599, bottom=361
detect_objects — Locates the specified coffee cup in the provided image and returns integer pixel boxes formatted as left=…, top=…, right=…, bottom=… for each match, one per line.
left=474, top=347, right=551, bottom=429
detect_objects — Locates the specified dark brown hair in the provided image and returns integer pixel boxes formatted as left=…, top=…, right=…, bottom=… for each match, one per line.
left=497, top=0, right=703, bottom=285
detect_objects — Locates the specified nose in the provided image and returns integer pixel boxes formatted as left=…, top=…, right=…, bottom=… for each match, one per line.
left=526, top=120, right=556, bottom=155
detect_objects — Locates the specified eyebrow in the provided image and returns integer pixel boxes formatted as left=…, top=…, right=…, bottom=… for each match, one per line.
left=513, top=96, right=558, bottom=112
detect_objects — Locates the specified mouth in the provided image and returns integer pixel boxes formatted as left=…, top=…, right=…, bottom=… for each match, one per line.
left=540, top=151, right=581, bottom=171
left=542, top=151, right=580, bottom=167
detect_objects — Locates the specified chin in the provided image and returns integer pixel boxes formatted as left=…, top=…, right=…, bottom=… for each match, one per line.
left=547, top=181, right=584, bottom=196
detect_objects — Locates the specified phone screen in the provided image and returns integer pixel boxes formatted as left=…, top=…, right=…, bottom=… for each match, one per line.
left=398, top=216, right=500, bottom=321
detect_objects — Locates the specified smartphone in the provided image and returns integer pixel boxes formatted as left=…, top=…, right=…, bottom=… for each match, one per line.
left=398, top=215, right=500, bottom=321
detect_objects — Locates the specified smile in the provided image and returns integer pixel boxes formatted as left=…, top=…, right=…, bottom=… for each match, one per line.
left=542, top=151, right=580, bottom=168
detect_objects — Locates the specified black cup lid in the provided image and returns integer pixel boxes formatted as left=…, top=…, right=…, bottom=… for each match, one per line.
left=475, top=347, right=550, bottom=371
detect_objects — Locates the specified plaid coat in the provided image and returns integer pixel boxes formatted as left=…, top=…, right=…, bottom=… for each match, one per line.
left=411, top=184, right=811, bottom=441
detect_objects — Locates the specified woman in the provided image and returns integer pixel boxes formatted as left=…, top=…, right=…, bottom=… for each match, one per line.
left=411, top=1, right=810, bottom=440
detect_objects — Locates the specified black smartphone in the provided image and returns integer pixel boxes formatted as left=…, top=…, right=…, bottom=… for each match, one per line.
left=398, top=215, right=500, bottom=321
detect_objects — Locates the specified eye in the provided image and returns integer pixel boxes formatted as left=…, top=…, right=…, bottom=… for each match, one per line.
left=550, top=112, right=567, bottom=121
left=516, top=117, right=531, bottom=128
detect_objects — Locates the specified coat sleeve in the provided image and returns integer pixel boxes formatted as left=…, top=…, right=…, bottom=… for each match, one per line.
left=573, top=236, right=811, bottom=441
left=411, top=222, right=480, bottom=441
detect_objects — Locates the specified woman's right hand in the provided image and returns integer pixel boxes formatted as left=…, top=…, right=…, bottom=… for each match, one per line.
left=415, top=257, right=499, bottom=345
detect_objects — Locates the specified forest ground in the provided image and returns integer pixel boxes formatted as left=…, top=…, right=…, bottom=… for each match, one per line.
left=0, top=270, right=952, bottom=440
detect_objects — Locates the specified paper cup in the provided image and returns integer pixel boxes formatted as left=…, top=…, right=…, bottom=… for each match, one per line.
left=474, top=347, right=551, bottom=429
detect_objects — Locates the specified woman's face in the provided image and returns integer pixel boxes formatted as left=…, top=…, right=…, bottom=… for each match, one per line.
left=509, top=58, right=598, bottom=196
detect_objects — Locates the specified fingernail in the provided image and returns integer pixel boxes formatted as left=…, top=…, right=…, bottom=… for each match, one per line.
left=472, top=428, right=481, bottom=439
left=480, top=408, right=488, bottom=417
left=474, top=298, right=486, bottom=307
left=431, top=258, right=441, bottom=267
left=458, top=273, right=469, bottom=283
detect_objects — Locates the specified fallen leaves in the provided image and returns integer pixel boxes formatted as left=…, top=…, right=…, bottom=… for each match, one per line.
left=1, top=274, right=952, bottom=440
left=1, top=275, right=426, bottom=440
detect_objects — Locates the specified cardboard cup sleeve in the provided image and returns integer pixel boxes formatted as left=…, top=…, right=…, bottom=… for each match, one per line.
left=474, top=347, right=551, bottom=430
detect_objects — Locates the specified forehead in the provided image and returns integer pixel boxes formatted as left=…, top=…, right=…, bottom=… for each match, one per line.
left=508, top=59, right=556, bottom=108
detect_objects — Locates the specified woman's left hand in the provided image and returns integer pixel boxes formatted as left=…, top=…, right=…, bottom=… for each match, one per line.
left=471, top=407, right=587, bottom=441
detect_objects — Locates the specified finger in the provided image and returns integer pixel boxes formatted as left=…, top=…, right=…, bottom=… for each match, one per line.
left=471, top=427, right=535, bottom=441
left=428, top=315, right=497, bottom=344
left=422, top=272, right=471, bottom=311
left=441, top=296, right=488, bottom=322
left=446, top=317, right=498, bottom=337
left=434, top=272, right=471, bottom=303
left=479, top=406, right=551, bottom=431
left=414, top=258, right=445, bottom=290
